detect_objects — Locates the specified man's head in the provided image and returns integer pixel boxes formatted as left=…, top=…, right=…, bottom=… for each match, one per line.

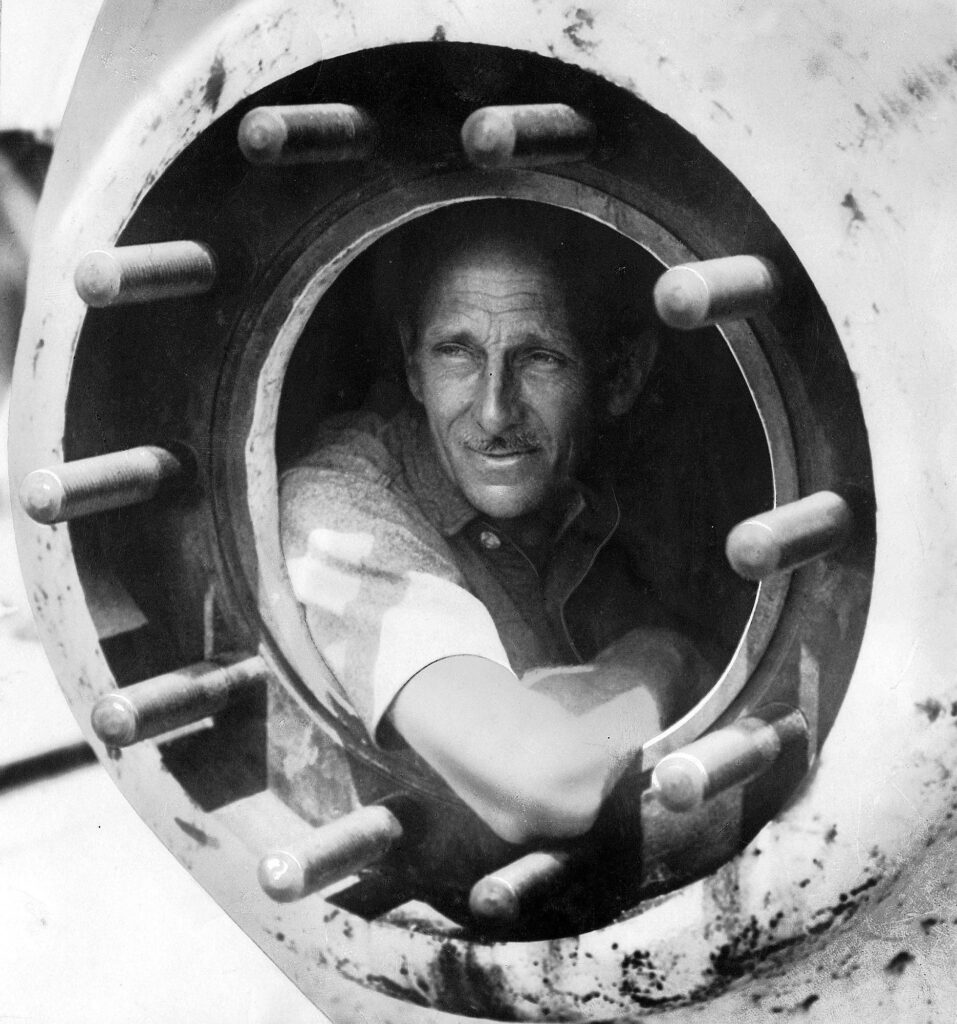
left=399, top=202, right=657, bottom=521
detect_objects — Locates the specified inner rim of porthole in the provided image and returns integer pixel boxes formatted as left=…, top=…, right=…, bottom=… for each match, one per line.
left=244, top=170, right=796, bottom=777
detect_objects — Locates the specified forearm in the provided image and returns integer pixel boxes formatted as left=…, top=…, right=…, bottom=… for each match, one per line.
left=525, top=626, right=716, bottom=725
left=578, top=684, right=663, bottom=770
left=389, top=625, right=714, bottom=844
left=389, top=655, right=620, bottom=844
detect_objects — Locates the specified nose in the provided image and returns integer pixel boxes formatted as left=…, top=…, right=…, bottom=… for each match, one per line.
left=473, top=361, right=521, bottom=436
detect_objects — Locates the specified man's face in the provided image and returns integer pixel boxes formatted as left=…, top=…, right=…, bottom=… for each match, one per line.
left=406, top=243, right=594, bottom=520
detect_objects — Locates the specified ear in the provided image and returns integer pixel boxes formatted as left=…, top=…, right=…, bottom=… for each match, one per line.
left=605, top=326, right=659, bottom=418
left=399, top=316, right=424, bottom=403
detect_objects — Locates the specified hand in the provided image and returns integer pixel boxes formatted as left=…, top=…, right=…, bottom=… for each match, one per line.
left=522, top=626, right=696, bottom=722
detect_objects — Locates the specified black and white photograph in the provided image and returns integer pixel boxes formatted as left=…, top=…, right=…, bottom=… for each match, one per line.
left=1, top=2, right=955, bottom=1021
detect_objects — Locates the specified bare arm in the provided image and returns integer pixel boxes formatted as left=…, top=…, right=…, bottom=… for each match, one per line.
left=388, top=628, right=709, bottom=845
left=389, top=655, right=628, bottom=844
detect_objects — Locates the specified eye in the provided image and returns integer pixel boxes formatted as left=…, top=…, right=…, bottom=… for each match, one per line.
left=523, top=348, right=569, bottom=368
left=430, top=337, right=475, bottom=360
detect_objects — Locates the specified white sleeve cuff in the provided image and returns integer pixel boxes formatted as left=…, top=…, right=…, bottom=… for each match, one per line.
left=370, top=571, right=513, bottom=736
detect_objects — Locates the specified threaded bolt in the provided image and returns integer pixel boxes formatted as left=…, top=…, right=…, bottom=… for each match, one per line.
left=20, top=445, right=184, bottom=524
left=75, top=241, right=217, bottom=307
left=238, top=104, right=377, bottom=165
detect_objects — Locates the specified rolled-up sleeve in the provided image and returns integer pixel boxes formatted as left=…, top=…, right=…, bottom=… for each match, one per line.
left=280, top=459, right=511, bottom=743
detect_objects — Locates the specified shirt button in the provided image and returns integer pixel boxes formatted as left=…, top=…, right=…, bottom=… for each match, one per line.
left=479, top=530, right=501, bottom=550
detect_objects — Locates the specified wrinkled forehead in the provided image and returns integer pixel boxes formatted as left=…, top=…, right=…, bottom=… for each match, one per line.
left=417, top=239, right=572, bottom=331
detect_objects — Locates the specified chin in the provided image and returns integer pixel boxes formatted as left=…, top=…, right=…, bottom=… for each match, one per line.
left=465, top=484, right=547, bottom=520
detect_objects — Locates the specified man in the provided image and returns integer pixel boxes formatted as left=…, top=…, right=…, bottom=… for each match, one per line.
left=281, top=202, right=717, bottom=846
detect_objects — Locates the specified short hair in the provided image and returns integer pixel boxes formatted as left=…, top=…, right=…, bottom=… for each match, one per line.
left=387, top=199, right=653, bottom=384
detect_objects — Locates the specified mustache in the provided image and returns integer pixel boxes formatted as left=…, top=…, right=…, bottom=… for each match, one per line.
left=461, top=431, right=541, bottom=454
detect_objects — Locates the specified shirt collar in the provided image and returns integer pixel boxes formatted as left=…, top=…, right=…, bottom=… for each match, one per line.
left=392, top=404, right=620, bottom=546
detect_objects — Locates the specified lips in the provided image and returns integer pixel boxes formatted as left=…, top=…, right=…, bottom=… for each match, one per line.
left=462, top=444, right=542, bottom=483
left=468, top=447, right=537, bottom=458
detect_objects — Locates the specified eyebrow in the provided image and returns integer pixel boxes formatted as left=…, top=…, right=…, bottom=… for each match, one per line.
left=424, top=329, right=475, bottom=347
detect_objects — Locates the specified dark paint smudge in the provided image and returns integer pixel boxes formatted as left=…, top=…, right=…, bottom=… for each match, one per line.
left=174, top=816, right=220, bottom=848
left=850, top=876, right=879, bottom=897
left=31, top=337, right=45, bottom=375
left=916, top=698, right=944, bottom=722
left=841, top=192, right=866, bottom=228
left=204, top=56, right=227, bottom=112
left=564, top=8, right=596, bottom=52
left=885, top=950, right=915, bottom=975
left=365, top=973, right=431, bottom=1007
left=904, top=75, right=931, bottom=101
left=429, top=942, right=517, bottom=1020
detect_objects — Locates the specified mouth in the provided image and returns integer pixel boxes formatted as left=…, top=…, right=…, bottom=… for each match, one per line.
left=463, top=438, right=541, bottom=457
left=470, top=448, right=537, bottom=459
left=459, top=443, right=543, bottom=483
left=467, top=448, right=540, bottom=472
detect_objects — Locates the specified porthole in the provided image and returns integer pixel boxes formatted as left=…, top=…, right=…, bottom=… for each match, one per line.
left=17, top=35, right=877, bottom=1014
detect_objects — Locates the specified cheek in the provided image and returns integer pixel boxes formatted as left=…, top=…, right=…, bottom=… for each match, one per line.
left=420, top=371, right=471, bottom=428
left=532, top=380, right=593, bottom=446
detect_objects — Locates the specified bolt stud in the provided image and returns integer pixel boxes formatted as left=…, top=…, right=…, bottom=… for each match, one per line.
left=469, top=849, right=576, bottom=926
left=237, top=103, right=377, bottom=165
left=20, top=445, right=184, bottom=525
left=90, top=656, right=268, bottom=747
left=653, top=255, right=782, bottom=330
left=75, top=241, right=217, bottom=307
left=726, top=491, right=853, bottom=581
left=652, top=709, right=807, bottom=813
left=461, top=103, right=596, bottom=169
left=258, top=805, right=404, bottom=903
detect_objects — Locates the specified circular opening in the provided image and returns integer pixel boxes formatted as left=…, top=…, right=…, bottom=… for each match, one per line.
left=246, top=185, right=790, bottom=785
left=59, top=39, right=874, bottom=957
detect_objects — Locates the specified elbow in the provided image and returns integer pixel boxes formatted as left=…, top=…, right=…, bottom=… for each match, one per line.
left=517, top=792, right=602, bottom=845
left=491, top=746, right=608, bottom=845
